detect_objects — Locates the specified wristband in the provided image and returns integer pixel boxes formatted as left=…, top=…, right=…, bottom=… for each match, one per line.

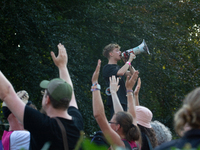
left=126, top=90, right=133, bottom=93
left=126, top=61, right=131, bottom=65
left=91, top=84, right=101, bottom=92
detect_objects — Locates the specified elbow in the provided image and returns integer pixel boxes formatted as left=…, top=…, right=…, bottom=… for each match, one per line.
left=117, top=72, right=125, bottom=76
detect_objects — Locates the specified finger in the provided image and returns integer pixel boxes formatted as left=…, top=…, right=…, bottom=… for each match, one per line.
left=116, top=77, right=119, bottom=85
left=95, top=59, right=101, bottom=73
left=51, top=51, right=56, bottom=61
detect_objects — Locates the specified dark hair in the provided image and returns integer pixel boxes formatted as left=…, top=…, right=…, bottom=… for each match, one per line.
left=46, top=90, right=70, bottom=110
left=138, top=124, right=158, bottom=148
left=102, top=43, right=121, bottom=59
left=115, top=111, right=141, bottom=142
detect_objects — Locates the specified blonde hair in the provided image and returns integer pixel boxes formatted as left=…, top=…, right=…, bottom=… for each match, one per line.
left=174, top=87, right=200, bottom=135
left=102, top=43, right=120, bottom=59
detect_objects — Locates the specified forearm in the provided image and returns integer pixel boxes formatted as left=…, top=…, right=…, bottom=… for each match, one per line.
left=58, top=66, right=78, bottom=108
left=92, top=90, right=105, bottom=119
left=117, top=63, right=130, bottom=76
left=111, top=92, right=123, bottom=113
left=58, top=66, right=73, bottom=89
left=129, top=65, right=135, bottom=75
left=134, top=95, right=140, bottom=106
left=0, top=72, right=25, bottom=123
left=127, top=93, right=137, bottom=125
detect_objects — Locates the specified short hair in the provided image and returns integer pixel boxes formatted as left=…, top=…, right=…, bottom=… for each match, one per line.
left=102, top=43, right=121, bottom=59
left=46, top=90, right=70, bottom=110
left=174, top=87, right=200, bottom=136
left=150, top=120, right=172, bottom=145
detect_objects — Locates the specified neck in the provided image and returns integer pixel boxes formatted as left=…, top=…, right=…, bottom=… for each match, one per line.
left=108, top=59, right=118, bottom=64
left=45, top=106, right=72, bottom=120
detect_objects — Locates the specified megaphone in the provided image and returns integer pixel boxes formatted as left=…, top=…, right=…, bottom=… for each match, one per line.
left=121, top=39, right=150, bottom=60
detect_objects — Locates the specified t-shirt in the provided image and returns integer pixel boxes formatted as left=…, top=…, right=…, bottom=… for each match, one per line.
left=10, top=130, right=30, bottom=150
left=102, top=64, right=127, bottom=106
left=24, top=106, right=84, bottom=150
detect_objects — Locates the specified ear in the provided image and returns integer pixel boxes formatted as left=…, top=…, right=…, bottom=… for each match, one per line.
left=109, top=51, right=113, bottom=57
left=45, top=95, right=51, bottom=105
left=116, top=124, right=121, bottom=131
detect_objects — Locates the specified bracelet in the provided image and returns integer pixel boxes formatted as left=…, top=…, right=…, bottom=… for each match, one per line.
left=91, top=88, right=100, bottom=92
left=126, top=61, right=131, bottom=65
left=126, top=93, right=133, bottom=97
left=91, top=84, right=101, bottom=92
left=92, top=82, right=98, bottom=86
left=126, top=90, right=133, bottom=93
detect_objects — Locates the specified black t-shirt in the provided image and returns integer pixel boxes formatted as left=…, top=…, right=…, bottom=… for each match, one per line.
left=102, top=64, right=127, bottom=106
left=24, top=106, right=84, bottom=150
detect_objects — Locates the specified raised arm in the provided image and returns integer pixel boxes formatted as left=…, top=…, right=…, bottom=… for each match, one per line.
left=0, top=72, right=25, bottom=124
left=110, top=76, right=124, bottom=113
left=51, top=43, right=77, bottom=108
left=134, top=77, right=141, bottom=106
left=92, top=60, right=124, bottom=148
left=125, top=71, right=139, bottom=125
left=117, top=53, right=136, bottom=76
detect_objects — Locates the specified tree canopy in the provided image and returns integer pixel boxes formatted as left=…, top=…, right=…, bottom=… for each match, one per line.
left=0, top=0, right=199, bottom=137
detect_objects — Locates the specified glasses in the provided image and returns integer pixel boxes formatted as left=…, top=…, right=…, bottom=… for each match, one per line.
left=108, top=121, right=118, bottom=125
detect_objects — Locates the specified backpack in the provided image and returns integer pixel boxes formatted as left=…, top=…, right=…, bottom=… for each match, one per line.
left=91, top=131, right=110, bottom=148
left=123, top=140, right=139, bottom=150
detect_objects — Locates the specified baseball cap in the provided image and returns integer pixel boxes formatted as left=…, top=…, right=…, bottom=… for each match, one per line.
left=2, top=90, right=29, bottom=119
left=40, top=78, right=72, bottom=101
left=136, top=106, right=153, bottom=128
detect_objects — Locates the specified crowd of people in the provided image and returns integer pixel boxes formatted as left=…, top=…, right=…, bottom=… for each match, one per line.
left=0, top=43, right=199, bottom=150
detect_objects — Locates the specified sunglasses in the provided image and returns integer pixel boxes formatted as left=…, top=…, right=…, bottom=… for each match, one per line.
left=108, top=121, right=118, bottom=125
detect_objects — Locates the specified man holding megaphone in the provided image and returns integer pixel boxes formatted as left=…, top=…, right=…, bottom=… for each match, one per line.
left=102, top=43, right=136, bottom=118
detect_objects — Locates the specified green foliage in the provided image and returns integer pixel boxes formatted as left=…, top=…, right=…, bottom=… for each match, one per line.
left=0, top=0, right=200, bottom=138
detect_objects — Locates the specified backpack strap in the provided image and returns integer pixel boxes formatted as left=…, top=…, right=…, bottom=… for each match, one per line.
left=122, top=140, right=132, bottom=150
left=54, top=117, right=68, bottom=150
left=144, top=134, right=153, bottom=150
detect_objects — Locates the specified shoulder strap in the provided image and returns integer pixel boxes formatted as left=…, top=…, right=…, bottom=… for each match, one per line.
left=122, top=140, right=132, bottom=150
left=54, top=117, right=68, bottom=150
left=144, top=134, right=153, bottom=150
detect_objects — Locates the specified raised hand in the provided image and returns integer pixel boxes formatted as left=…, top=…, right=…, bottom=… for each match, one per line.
left=92, top=59, right=101, bottom=84
left=109, top=76, right=120, bottom=94
left=51, top=43, right=68, bottom=68
left=134, top=77, right=141, bottom=97
left=125, top=71, right=139, bottom=90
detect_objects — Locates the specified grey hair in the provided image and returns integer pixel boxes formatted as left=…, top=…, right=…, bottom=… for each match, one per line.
left=150, top=120, right=172, bottom=145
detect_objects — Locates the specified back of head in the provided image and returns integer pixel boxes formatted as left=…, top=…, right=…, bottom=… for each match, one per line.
left=40, top=78, right=72, bottom=110
left=150, top=120, right=172, bottom=145
left=174, top=87, right=200, bottom=136
left=102, top=43, right=121, bottom=59
left=136, top=106, right=158, bottom=147
left=115, top=111, right=140, bottom=142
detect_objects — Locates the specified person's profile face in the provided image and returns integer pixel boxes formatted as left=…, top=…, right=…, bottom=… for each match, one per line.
left=111, top=48, right=121, bottom=60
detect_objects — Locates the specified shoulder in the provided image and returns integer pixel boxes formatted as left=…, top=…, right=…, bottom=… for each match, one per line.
left=68, top=106, right=84, bottom=130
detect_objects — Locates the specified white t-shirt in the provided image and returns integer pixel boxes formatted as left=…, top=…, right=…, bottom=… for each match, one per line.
left=10, top=130, right=30, bottom=150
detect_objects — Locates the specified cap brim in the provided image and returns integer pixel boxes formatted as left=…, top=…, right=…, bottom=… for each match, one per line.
left=40, top=80, right=50, bottom=89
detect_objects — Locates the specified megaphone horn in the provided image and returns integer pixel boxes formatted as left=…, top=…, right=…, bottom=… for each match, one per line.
left=121, top=39, right=150, bottom=60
